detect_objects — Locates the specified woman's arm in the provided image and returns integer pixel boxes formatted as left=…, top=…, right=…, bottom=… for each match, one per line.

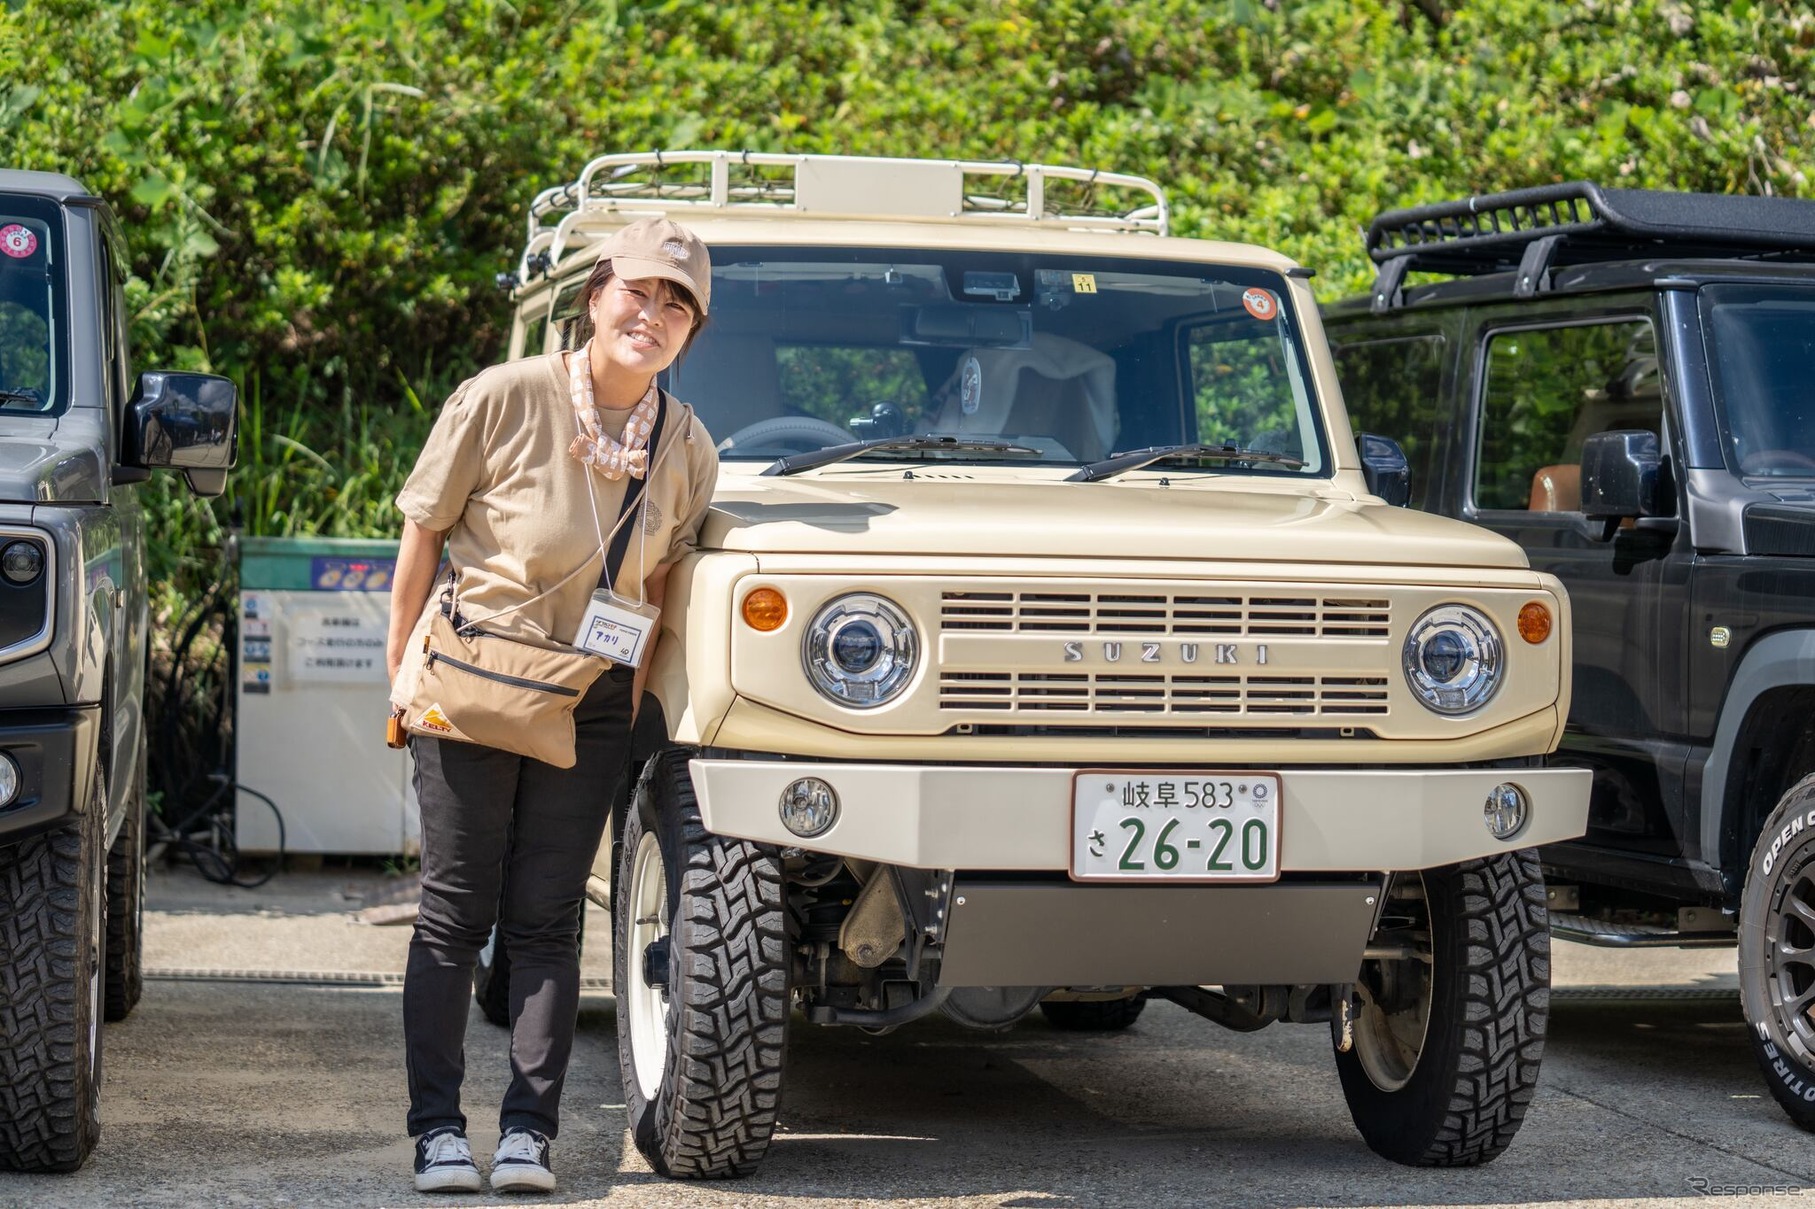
left=630, top=562, right=673, bottom=720
left=387, top=518, right=450, bottom=684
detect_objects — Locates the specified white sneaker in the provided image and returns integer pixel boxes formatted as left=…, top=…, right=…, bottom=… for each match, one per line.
left=413, top=1126, right=481, bottom=1193
left=491, top=1127, right=556, bottom=1193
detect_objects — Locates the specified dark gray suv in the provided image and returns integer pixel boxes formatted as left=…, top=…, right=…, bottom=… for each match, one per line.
left=1325, top=182, right=1815, bottom=1133
left=0, top=170, right=236, bottom=1173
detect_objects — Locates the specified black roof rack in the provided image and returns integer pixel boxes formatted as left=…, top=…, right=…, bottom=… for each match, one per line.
left=1364, top=182, right=1815, bottom=311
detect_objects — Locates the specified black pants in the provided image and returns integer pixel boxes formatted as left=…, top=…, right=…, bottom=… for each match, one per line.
left=403, top=666, right=634, bottom=1140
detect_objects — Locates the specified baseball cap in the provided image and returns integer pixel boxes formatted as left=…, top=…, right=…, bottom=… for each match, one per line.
left=598, top=217, right=712, bottom=316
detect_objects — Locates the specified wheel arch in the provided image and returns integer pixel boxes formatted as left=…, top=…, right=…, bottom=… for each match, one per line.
left=1704, top=629, right=1815, bottom=904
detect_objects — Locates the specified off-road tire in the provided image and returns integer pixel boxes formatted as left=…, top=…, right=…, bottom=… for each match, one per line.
left=0, top=766, right=107, bottom=1172
left=474, top=907, right=583, bottom=1028
left=1040, top=996, right=1146, bottom=1031
left=104, top=747, right=146, bottom=1022
left=1739, top=773, right=1815, bottom=1130
left=615, top=750, right=787, bottom=1178
left=1334, top=850, right=1549, bottom=1167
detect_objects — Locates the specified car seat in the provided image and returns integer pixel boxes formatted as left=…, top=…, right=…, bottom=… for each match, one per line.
left=927, top=332, right=1118, bottom=461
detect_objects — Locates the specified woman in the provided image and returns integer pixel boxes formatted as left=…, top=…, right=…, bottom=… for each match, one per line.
left=384, top=217, right=718, bottom=1195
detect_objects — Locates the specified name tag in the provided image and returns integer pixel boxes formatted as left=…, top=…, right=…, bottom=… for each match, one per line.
left=573, top=590, right=661, bottom=668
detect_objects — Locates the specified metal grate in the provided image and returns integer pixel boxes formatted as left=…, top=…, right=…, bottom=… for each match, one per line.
left=939, top=672, right=1389, bottom=716
left=940, top=591, right=1391, bottom=638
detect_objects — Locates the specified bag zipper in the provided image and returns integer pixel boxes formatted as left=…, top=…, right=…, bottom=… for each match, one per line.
left=427, top=648, right=583, bottom=697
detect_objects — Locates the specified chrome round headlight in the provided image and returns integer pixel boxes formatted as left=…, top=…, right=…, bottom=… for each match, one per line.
left=803, top=594, right=918, bottom=708
left=0, top=540, right=42, bottom=586
left=1402, top=605, right=1504, bottom=715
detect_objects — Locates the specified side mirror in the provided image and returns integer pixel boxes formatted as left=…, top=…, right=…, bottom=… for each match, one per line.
left=1580, top=430, right=1663, bottom=540
left=1356, top=432, right=1411, bottom=507
left=122, top=371, right=239, bottom=498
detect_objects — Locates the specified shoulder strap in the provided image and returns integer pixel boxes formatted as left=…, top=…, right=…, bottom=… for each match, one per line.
left=600, top=389, right=670, bottom=589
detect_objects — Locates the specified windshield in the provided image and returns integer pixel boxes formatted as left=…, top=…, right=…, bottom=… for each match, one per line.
left=0, top=194, right=65, bottom=416
left=1702, top=284, right=1815, bottom=478
left=552, top=246, right=1328, bottom=475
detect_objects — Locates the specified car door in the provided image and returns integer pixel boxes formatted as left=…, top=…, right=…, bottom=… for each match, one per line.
left=1459, top=304, right=1696, bottom=863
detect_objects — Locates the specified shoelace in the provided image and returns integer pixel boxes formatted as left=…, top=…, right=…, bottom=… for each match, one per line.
left=495, top=1131, right=546, bottom=1166
left=421, top=1130, right=473, bottom=1167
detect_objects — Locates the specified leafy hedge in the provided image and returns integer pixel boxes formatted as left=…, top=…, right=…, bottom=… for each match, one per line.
left=1, top=0, right=1810, bottom=582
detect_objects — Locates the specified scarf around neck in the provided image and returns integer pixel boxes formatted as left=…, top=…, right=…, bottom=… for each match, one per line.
left=567, top=340, right=659, bottom=480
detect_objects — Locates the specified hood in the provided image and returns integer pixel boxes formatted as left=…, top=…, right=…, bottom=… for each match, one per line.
left=702, top=473, right=1530, bottom=569
left=0, top=415, right=106, bottom=504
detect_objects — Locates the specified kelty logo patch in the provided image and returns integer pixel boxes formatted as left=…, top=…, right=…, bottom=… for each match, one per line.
left=417, top=704, right=454, bottom=734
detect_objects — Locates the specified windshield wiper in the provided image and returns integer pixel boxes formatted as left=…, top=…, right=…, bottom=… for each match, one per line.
left=1067, top=442, right=1306, bottom=483
left=0, top=389, right=42, bottom=408
left=762, top=434, right=1042, bottom=477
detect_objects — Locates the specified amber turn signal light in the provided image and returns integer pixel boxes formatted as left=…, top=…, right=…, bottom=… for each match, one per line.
left=742, top=587, right=789, bottom=631
left=1517, top=602, right=1552, bottom=644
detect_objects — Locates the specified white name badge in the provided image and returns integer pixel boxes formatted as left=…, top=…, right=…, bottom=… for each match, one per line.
left=573, top=590, right=661, bottom=668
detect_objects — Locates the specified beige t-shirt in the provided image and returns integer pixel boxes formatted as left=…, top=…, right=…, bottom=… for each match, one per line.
left=391, top=353, right=717, bottom=699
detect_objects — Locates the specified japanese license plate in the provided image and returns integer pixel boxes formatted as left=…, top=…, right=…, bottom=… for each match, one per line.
left=1070, top=771, right=1282, bottom=883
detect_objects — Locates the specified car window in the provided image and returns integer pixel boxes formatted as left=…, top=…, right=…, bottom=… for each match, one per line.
left=0, top=202, right=63, bottom=415
left=1700, top=284, right=1815, bottom=477
left=1184, top=312, right=1318, bottom=465
left=1331, top=334, right=1445, bottom=509
left=657, top=247, right=1329, bottom=474
left=1475, top=320, right=1659, bottom=513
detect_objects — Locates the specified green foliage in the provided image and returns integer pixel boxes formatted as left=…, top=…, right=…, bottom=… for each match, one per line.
left=1, top=0, right=1810, bottom=586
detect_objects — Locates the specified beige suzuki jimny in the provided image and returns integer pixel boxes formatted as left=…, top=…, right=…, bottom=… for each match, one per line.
left=490, top=151, right=1591, bottom=1176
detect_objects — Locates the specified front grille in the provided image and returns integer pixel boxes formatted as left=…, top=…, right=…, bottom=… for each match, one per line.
left=939, top=671, right=1391, bottom=716
left=940, top=591, right=1391, bottom=638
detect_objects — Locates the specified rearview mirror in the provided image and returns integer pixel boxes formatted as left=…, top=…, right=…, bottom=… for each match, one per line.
left=1357, top=432, right=1411, bottom=507
left=900, top=303, right=1031, bottom=348
left=121, top=371, right=239, bottom=497
left=1580, top=430, right=1664, bottom=540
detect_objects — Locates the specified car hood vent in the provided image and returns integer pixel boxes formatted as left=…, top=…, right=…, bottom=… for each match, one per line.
left=1743, top=503, right=1815, bottom=557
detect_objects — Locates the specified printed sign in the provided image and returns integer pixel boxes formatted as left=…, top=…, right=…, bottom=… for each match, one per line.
left=1241, top=288, right=1278, bottom=321
left=291, top=608, right=388, bottom=683
left=1072, top=273, right=1098, bottom=294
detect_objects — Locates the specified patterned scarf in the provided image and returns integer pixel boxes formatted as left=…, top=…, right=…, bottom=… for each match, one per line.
left=567, top=340, right=659, bottom=480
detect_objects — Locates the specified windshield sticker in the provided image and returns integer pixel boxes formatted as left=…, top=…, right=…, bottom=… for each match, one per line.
left=0, top=225, right=37, bottom=260
left=960, top=356, right=983, bottom=416
left=1071, top=273, right=1098, bottom=294
left=1242, top=288, right=1278, bottom=321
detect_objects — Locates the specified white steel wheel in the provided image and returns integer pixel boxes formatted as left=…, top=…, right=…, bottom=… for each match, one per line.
left=614, top=751, right=788, bottom=1179
left=1350, top=874, right=1433, bottom=1094
left=625, top=827, right=670, bottom=1102
left=1334, top=851, right=1550, bottom=1167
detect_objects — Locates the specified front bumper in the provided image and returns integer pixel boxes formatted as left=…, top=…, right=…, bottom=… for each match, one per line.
left=0, top=707, right=101, bottom=845
left=690, top=759, right=1592, bottom=872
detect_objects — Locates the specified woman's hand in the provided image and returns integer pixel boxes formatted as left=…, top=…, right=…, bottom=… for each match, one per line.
left=387, top=518, right=450, bottom=684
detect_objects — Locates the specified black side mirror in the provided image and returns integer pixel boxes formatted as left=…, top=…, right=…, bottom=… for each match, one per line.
left=122, top=371, right=239, bottom=498
left=1580, top=430, right=1663, bottom=540
left=1356, top=432, right=1411, bottom=507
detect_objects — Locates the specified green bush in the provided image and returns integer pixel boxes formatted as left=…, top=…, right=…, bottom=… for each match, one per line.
left=1, top=0, right=1809, bottom=590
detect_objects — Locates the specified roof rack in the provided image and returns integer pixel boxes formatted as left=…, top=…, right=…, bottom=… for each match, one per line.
left=511, top=150, right=1170, bottom=285
left=1364, top=181, right=1815, bottom=311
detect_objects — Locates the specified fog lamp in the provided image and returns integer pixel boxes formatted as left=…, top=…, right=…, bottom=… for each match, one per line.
left=1484, top=782, right=1529, bottom=840
left=0, top=753, right=21, bottom=808
left=779, top=777, right=839, bottom=839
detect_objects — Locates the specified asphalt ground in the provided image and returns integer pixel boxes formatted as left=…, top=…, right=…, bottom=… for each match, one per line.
left=1, top=863, right=1810, bottom=1209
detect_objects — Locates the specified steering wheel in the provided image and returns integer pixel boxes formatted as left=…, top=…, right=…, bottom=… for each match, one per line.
left=721, top=415, right=853, bottom=454
left=1739, top=448, right=1815, bottom=475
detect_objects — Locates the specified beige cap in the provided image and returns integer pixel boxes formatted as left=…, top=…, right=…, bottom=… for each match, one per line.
left=598, top=217, right=712, bottom=315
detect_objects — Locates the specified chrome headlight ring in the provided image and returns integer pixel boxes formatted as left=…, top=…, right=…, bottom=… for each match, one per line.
left=1402, top=604, right=1504, bottom=715
left=802, top=593, right=919, bottom=709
